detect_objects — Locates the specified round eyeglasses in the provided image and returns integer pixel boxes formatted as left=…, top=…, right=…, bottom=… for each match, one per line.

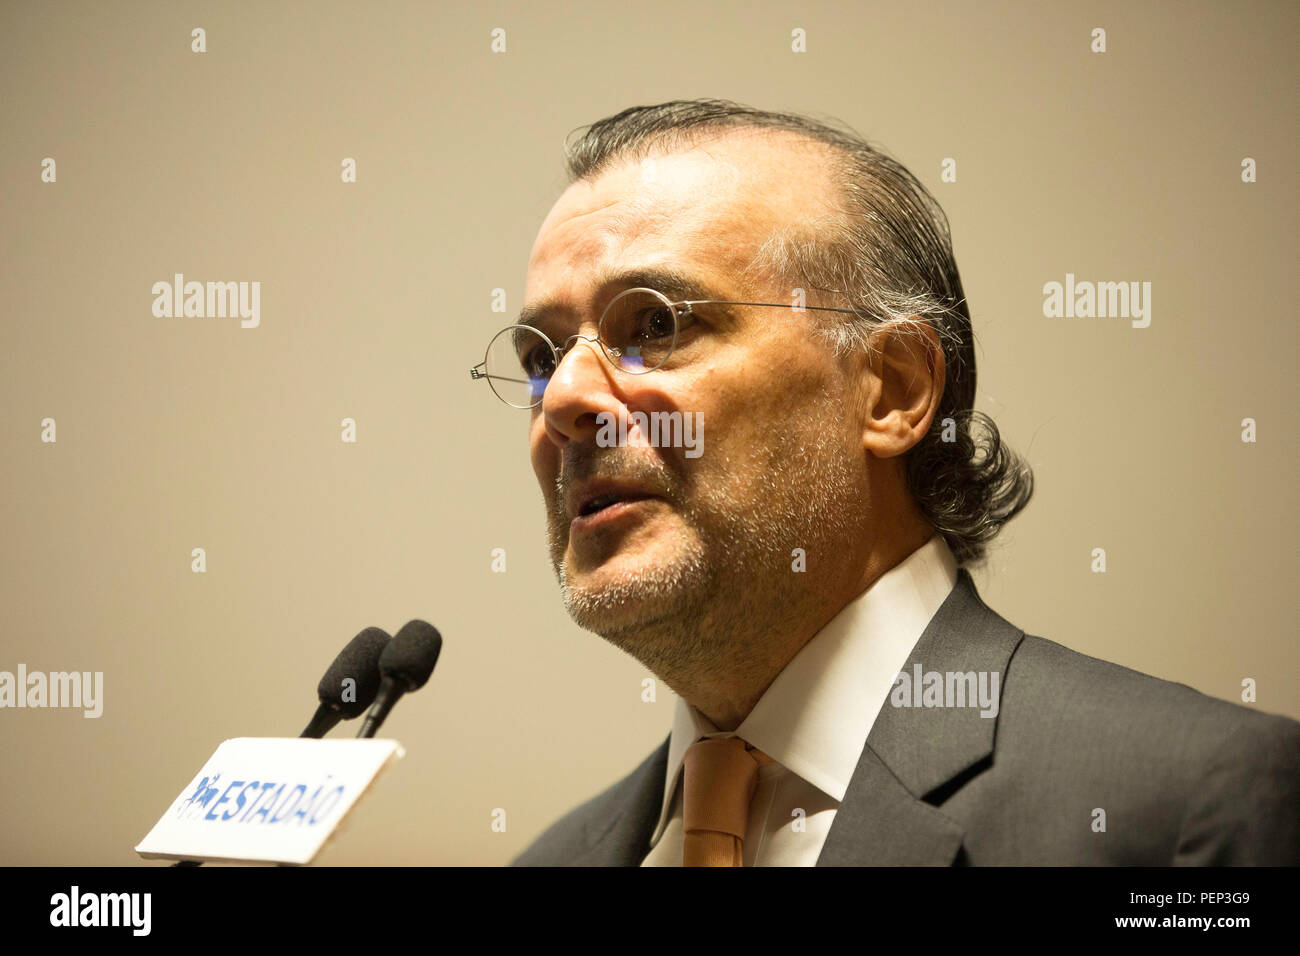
left=470, top=286, right=863, bottom=408
left=472, top=287, right=685, bottom=408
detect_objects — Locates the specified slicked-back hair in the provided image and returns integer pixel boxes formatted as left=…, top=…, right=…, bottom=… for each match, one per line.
left=560, top=99, right=1033, bottom=565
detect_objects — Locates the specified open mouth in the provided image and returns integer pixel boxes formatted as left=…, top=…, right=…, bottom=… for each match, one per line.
left=579, top=492, right=653, bottom=517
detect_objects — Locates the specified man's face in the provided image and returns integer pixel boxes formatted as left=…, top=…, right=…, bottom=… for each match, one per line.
left=522, top=131, right=873, bottom=649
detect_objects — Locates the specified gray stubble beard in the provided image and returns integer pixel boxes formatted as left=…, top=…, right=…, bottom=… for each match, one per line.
left=547, top=423, right=861, bottom=694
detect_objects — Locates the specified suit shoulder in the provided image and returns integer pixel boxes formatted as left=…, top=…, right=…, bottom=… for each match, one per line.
left=510, top=739, right=667, bottom=867
left=996, top=633, right=1300, bottom=862
left=1006, top=633, right=1298, bottom=743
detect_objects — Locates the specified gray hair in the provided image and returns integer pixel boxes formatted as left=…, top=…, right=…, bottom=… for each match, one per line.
left=561, top=98, right=1033, bottom=565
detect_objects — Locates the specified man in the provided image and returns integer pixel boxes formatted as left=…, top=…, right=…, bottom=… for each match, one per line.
left=474, top=99, right=1300, bottom=865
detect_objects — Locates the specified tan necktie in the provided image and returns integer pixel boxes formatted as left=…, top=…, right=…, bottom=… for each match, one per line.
left=682, top=736, right=773, bottom=866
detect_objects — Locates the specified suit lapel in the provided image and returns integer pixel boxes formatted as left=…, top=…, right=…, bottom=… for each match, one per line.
left=817, top=569, right=1024, bottom=865
left=569, top=735, right=670, bottom=866
left=815, top=743, right=966, bottom=865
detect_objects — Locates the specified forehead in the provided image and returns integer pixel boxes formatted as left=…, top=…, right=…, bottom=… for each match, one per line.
left=522, top=129, right=834, bottom=326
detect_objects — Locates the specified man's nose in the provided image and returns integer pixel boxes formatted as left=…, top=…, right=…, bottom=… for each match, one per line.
left=541, top=335, right=624, bottom=450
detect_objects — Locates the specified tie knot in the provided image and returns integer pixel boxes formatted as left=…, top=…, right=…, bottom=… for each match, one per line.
left=682, top=736, right=770, bottom=840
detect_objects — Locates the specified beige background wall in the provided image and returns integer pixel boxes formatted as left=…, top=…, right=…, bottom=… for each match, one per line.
left=1, top=0, right=1295, bottom=865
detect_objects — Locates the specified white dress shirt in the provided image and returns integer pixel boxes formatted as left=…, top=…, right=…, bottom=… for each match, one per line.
left=640, top=533, right=959, bottom=866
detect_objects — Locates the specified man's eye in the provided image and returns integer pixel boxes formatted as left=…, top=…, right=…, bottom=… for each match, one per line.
left=521, top=345, right=555, bottom=378
left=630, top=306, right=696, bottom=342
left=630, top=307, right=674, bottom=342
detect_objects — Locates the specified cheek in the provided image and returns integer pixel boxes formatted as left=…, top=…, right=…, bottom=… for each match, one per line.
left=528, top=418, right=556, bottom=489
left=700, top=363, right=844, bottom=467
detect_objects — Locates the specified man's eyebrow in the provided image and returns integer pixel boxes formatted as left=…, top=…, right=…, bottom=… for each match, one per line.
left=514, top=266, right=728, bottom=330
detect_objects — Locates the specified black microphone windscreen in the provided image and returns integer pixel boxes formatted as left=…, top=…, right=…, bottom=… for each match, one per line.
left=380, top=620, right=442, bottom=691
left=318, top=627, right=391, bottom=717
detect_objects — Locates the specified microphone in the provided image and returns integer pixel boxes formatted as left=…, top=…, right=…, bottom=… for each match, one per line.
left=176, top=626, right=394, bottom=866
left=300, top=627, right=392, bottom=738
left=357, top=620, right=442, bottom=738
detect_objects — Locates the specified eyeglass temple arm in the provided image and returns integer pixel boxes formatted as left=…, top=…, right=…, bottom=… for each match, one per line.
left=681, top=299, right=860, bottom=316
left=471, top=364, right=534, bottom=386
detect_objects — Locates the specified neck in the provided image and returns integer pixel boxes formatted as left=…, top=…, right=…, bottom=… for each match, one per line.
left=665, top=520, right=936, bottom=731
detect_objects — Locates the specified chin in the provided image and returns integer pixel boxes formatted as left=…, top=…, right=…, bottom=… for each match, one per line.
left=559, top=579, right=655, bottom=635
left=558, top=543, right=709, bottom=635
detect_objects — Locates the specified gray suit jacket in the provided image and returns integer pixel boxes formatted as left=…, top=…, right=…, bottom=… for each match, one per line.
left=513, top=569, right=1300, bottom=865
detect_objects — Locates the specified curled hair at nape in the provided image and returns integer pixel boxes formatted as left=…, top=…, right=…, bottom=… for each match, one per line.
left=906, top=408, right=1034, bottom=565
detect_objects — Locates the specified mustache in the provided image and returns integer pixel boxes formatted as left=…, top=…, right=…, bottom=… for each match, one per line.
left=551, top=444, right=678, bottom=518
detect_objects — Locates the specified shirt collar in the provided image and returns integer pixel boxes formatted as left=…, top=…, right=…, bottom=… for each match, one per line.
left=648, top=533, right=959, bottom=848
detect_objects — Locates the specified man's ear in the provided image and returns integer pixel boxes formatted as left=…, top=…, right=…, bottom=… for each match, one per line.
left=850, top=318, right=946, bottom=459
